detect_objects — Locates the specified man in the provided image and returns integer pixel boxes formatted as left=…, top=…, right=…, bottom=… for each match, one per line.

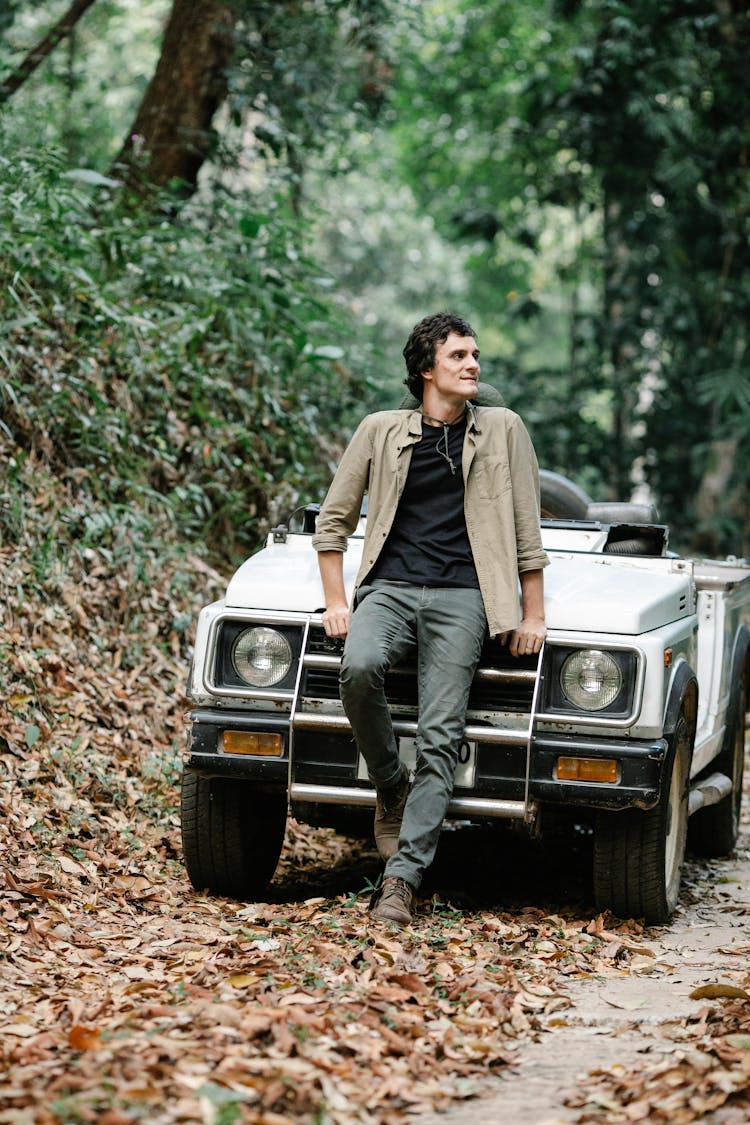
left=312, top=312, right=548, bottom=926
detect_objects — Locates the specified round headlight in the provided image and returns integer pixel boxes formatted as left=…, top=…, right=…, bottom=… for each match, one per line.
left=561, top=649, right=623, bottom=711
left=232, top=627, right=293, bottom=687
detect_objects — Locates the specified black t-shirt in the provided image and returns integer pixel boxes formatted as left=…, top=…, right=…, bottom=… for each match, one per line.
left=367, top=415, right=479, bottom=588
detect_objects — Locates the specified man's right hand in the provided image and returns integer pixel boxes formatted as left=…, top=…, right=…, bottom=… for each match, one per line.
left=322, top=603, right=350, bottom=639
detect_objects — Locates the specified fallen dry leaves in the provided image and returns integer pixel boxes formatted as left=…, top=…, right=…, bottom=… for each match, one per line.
left=566, top=999, right=750, bottom=1124
left=0, top=458, right=718, bottom=1124
left=0, top=739, right=623, bottom=1125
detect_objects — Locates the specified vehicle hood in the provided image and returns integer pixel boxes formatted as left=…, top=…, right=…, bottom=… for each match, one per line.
left=543, top=555, right=692, bottom=634
left=225, top=537, right=692, bottom=635
left=225, top=535, right=356, bottom=611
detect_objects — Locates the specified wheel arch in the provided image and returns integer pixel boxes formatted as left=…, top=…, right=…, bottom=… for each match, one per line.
left=728, top=624, right=750, bottom=701
left=687, top=625, right=748, bottom=858
left=663, top=659, right=699, bottom=741
left=722, top=622, right=750, bottom=754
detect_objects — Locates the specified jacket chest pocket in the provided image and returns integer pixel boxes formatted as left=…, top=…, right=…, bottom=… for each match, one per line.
left=474, top=457, right=511, bottom=500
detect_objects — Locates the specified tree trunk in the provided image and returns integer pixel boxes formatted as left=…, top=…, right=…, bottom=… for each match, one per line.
left=602, top=188, right=638, bottom=501
left=694, top=438, right=747, bottom=557
left=111, top=0, right=237, bottom=197
left=0, top=0, right=98, bottom=104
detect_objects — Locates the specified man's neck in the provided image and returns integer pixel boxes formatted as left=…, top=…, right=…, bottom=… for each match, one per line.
left=419, top=395, right=468, bottom=427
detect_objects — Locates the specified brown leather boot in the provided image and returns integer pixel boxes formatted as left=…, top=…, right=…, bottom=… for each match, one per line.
left=374, top=771, right=410, bottom=859
left=370, top=876, right=414, bottom=925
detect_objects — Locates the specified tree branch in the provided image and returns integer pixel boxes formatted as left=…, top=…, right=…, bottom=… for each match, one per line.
left=0, top=0, right=98, bottom=104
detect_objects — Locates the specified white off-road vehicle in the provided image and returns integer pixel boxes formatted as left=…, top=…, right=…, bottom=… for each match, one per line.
left=182, top=471, right=750, bottom=923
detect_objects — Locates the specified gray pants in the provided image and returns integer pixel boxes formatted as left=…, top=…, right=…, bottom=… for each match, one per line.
left=340, top=580, right=486, bottom=890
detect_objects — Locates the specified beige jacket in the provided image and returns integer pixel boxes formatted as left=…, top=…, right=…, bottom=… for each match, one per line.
left=312, top=405, right=549, bottom=636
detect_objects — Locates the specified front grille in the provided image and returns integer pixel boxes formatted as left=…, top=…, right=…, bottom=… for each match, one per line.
left=302, top=668, right=341, bottom=700
left=306, top=628, right=345, bottom=658
left=302, top=627, right=537, bottom=715
left=470, top=677, right=535, bottom=712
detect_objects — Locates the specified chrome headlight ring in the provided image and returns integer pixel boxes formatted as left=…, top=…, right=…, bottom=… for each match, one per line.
left=560, top=648, right=624, bottom=712
left=232, top=626, right=293, bottom=688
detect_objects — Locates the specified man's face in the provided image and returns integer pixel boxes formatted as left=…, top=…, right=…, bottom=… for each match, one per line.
left=422, top=332, right=480, bottom=401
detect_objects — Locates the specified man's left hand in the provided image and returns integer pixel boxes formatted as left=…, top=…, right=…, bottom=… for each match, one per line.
left=500, top=616, right=546, bottom=658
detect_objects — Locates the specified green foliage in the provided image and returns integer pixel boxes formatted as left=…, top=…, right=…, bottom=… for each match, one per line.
left=3, top=0, right=748, bottom=558
left=309, top=148, right=474, bottom=400
left=227, top=0, right=396, bottom=185
left=343, top=1, right=615, bottom=489
left=0, top=1, right=169, bottom=167
left=0, top=0, right=24, bottom=38
left=547, top=0, right=750, bottom=548
left=377, top=0, right=750, bottom=552
left=1, top=0, right=396, bottom=192
left=0, top=126, right=374, bottom=571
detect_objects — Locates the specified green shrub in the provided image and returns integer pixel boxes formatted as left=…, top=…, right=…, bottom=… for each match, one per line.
left=0, top=131, right=373, bottom=571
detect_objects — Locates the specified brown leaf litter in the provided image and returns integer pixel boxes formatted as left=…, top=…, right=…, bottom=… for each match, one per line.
left=0, top=466, right=720, bottom=1124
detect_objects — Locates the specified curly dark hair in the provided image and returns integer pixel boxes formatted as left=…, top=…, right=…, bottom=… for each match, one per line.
left=402, top=312, right=477, bottom=400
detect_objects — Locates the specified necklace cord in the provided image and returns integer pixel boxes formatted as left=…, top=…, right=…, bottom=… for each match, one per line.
left=420, top=408, right=465, bottom=475
left=436, top=424, right=457, bottom=475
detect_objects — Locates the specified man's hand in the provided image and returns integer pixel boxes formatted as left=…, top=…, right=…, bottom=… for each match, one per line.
left=500, top=616, right=546, bottom=657
left=322, top=603, right=350, bottom=639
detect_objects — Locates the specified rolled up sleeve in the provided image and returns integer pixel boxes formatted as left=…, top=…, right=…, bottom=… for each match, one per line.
left=312, top=418, right=373, bottom=554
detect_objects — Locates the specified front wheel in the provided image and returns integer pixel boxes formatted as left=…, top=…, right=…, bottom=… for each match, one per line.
left=593, top=715, right=691, bottom=923
left=181, top=772, right=287, bottom=900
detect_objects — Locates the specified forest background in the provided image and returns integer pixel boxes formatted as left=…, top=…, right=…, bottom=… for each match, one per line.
left=2, top=0, right=750, bottom=577
left=1, top=3, right=750, bottom=1120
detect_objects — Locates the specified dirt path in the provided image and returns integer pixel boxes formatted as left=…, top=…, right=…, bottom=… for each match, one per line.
left=414, top=841, right=750, bottom=1125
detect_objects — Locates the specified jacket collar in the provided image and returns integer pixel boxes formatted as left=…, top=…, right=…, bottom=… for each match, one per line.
left=406, top=409, right=423, bottom=437
left=406, top=402, right=481, bottom=435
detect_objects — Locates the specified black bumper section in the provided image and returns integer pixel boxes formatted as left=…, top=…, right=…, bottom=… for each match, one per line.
left=186, top=710, right=289, bottom=786
left=185, top=709, right=667, bottom=812
left=530, top=732, right=667, bottom=810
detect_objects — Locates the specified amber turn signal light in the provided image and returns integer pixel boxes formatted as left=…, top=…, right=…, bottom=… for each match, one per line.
left=556, top=756, right=619, bottom=783
left=222, top=731, right=283, bottom=756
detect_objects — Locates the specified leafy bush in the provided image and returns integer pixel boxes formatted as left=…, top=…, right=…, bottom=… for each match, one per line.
left=0, top=130, right=374, bottom=573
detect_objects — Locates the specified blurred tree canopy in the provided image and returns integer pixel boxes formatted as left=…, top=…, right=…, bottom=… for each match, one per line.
left=382, top=0, right=750, bottom=553
left=0, top=0, right=748, bottom=562
left=0, top=0, right=393, bottom=570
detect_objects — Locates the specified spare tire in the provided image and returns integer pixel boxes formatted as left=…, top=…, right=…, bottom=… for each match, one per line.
left=603, top=538, right=657, bottom=556
left=539, top=470, right=592, bottom=519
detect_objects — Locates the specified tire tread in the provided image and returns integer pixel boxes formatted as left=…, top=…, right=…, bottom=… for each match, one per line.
left=181, top=772, right=286, bottom=900
left=593, top=716, right=690, bottom=924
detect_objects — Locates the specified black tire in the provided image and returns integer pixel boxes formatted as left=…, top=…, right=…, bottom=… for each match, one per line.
left=689, top=677, right=746, bottom=857
left=539, top=470, right=592, bottom=520
left=593, top=714, right=691, bottom=923
left=181, top=771, right=287, bottom=899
